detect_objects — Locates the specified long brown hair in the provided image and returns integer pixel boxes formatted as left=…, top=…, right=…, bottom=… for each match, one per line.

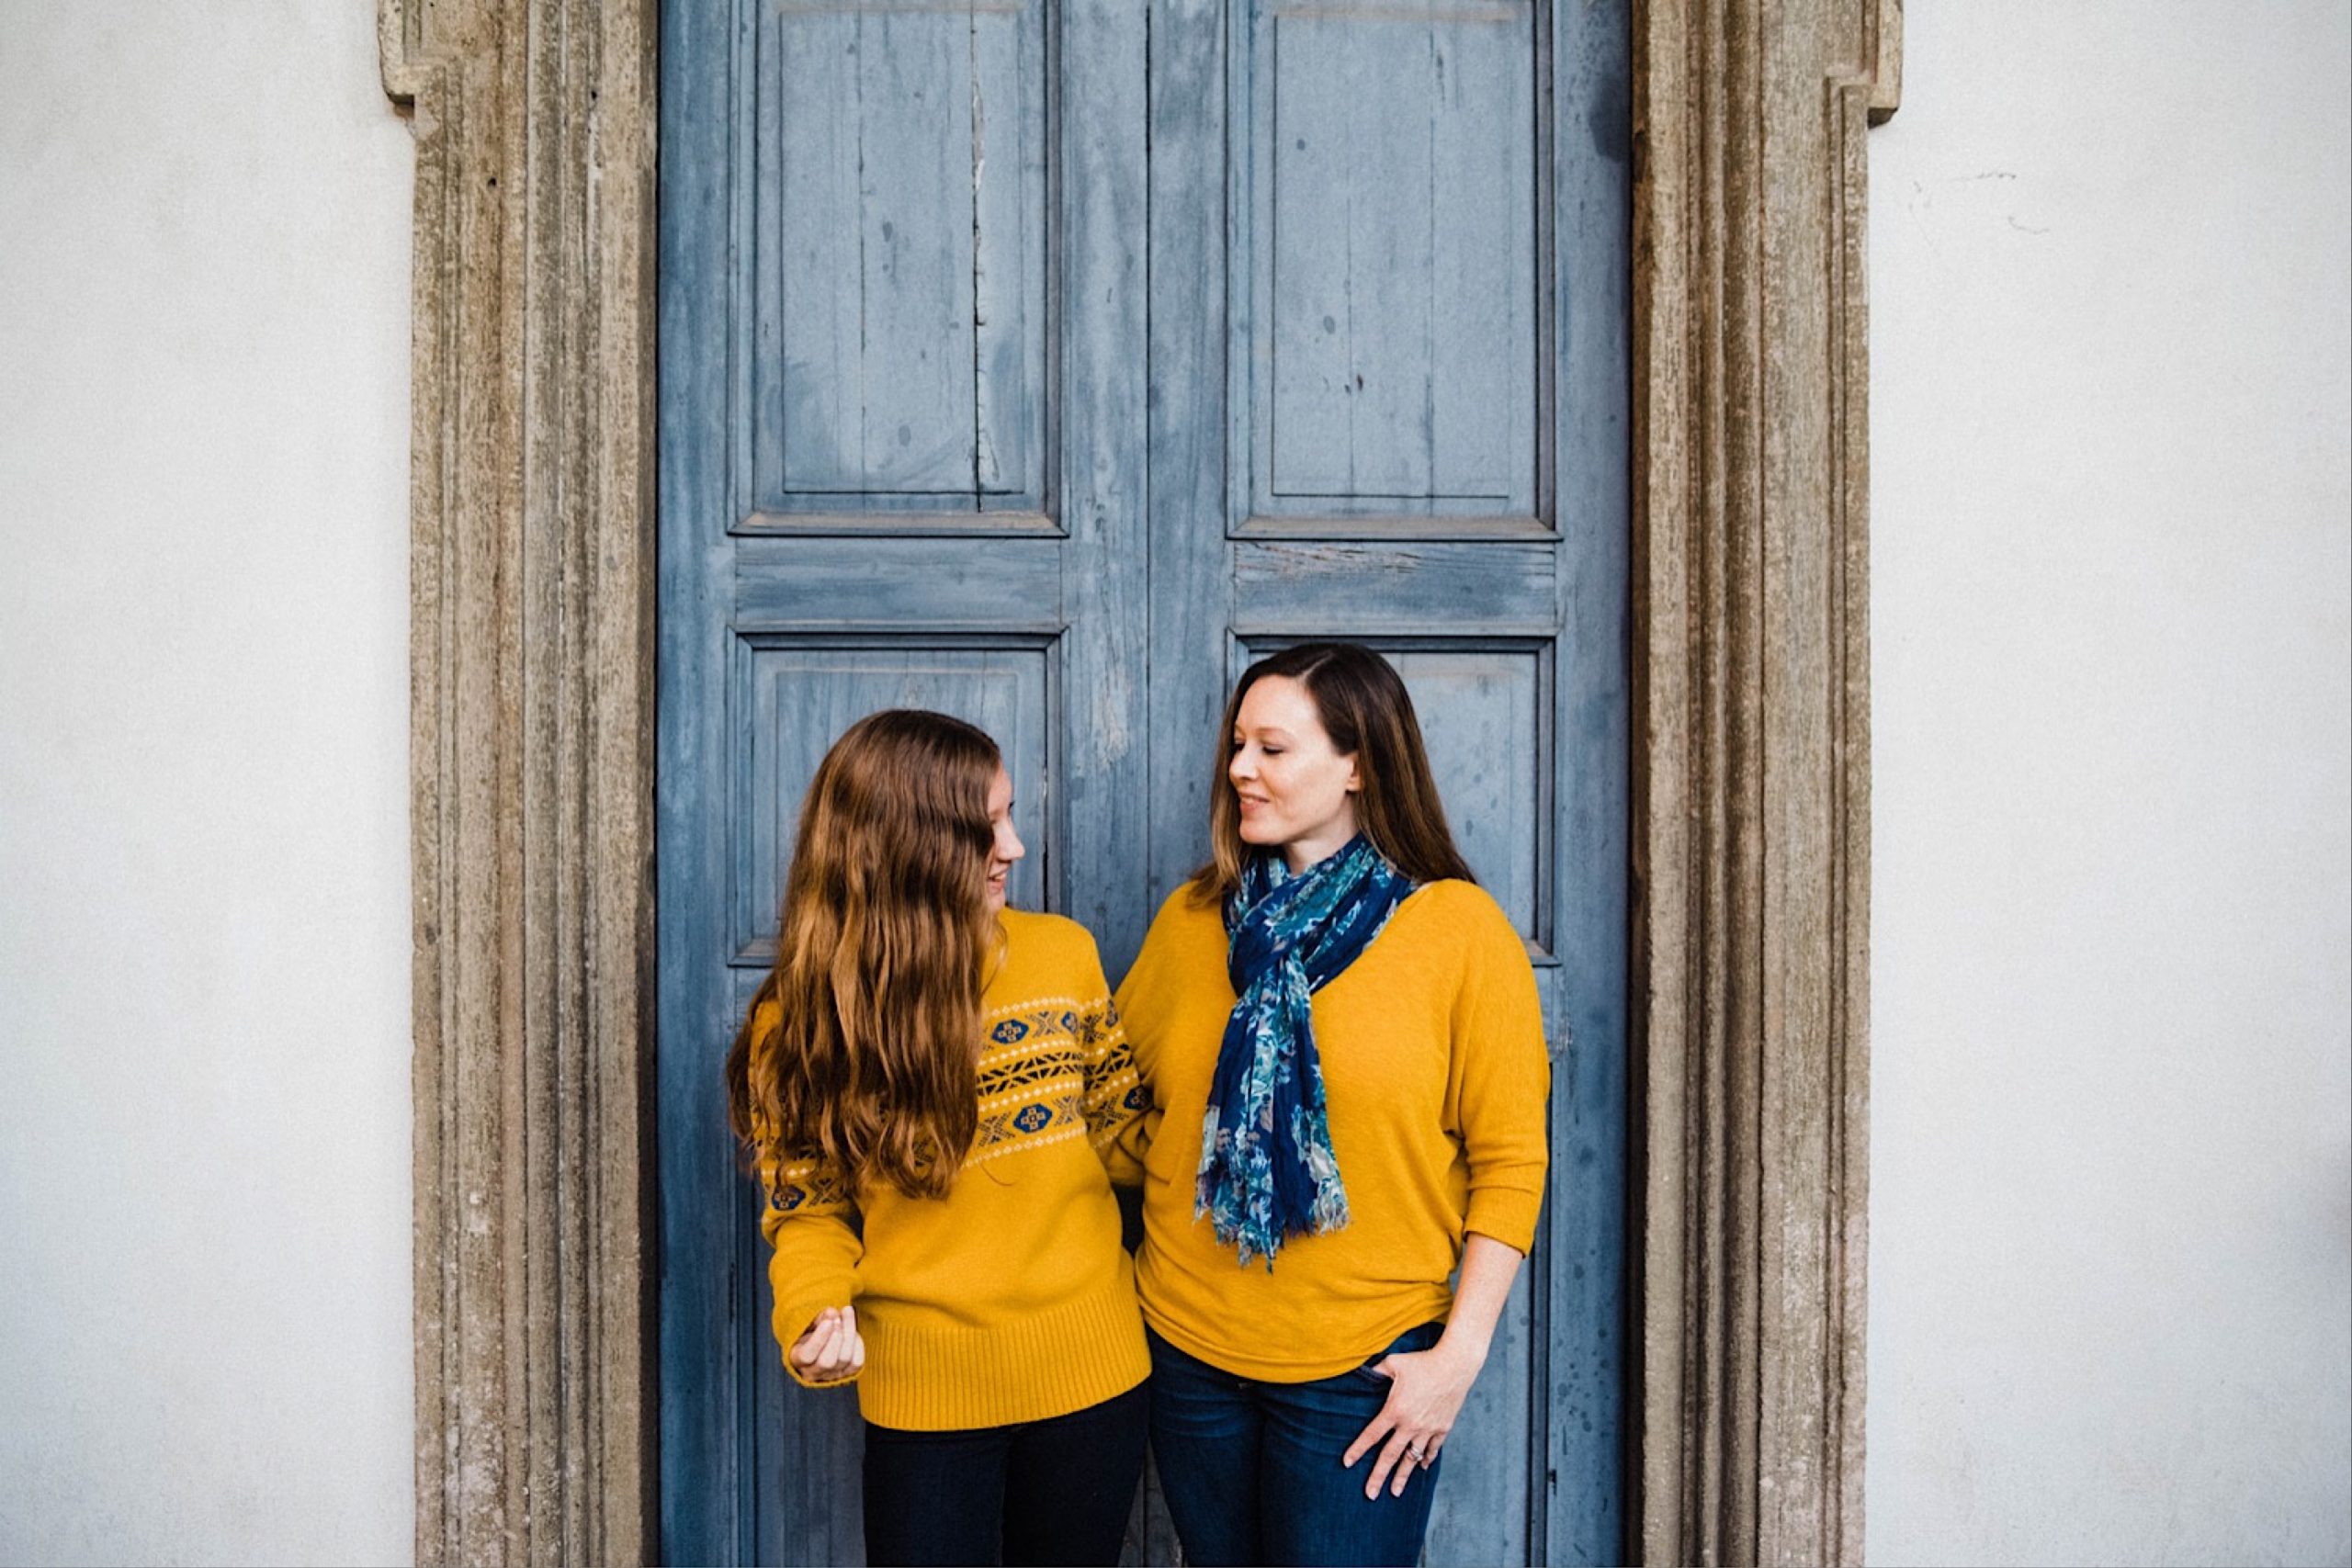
left=1193, top=641, right=1476, bottom=904
left=725, top=708, right=1001, bottom=1201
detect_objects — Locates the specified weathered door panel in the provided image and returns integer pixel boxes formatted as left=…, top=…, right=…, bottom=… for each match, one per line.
left=661, top=0, right=1148, bottom=1559
left=1146, top=4, right=1627, bottom=1560
left=661, top=0, right=1626, bottom=1558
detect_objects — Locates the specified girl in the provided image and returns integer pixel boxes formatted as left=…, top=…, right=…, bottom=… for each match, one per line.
left=1117, top=643, right=1551, bottom=1567
left=725, top=709, right=1151, bottom=1567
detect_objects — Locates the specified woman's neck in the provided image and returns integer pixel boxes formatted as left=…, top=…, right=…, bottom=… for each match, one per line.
left=1280, top=825, right=1356, bottom=876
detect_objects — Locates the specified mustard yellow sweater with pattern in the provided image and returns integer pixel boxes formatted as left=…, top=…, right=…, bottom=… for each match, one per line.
left=1116, top=878, right=1550, bottom=1382
left=751, top=908, right=1151, bottom=1430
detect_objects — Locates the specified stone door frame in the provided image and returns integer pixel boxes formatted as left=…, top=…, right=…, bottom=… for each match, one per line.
left=378, top=0, right=1899, bottom=1559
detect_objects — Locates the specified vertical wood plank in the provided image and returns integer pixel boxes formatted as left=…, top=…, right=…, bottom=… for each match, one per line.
left=1338, top=17, right=1434, bottom=500
left=750, top=1366, right=868, bottom=1567
left=968, top=2, right=1040, bottom=500
left=1426, top=1268, right=1539, bottom=1566
left=1147, top=0, right=1234, bottom=915
left=1546, top=0, right=1631, bottom=1560
left=1119, top=1449, right=1183, bottom=1566
left=1059, top=0, right=1152, bottom=964
left=1263, top=14, right=1379, bottom=499
left=773, top=5, right=860, bottom=499
left=1428, top=7, right=1532, bottom=506
left=741, top=955, right=867, bottom=1566
left=659, top=0, right=744, bottom=1560
left=1136, top=16, right=1235, bottom=1552
left=856, top=10, right=978, bottom=492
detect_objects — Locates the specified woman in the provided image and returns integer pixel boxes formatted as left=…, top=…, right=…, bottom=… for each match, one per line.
left=1117, top=643, right=1550, bottom=1568
left=725, top=709, right=1151, bottom=1568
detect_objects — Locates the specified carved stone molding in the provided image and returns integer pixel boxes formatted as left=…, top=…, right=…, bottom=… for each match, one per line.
left=1630, top=0, right=1895, bottom=1562
left=380, top=0, right=658, bottom=1561
left=383, top=0, right=1893, bottom=1559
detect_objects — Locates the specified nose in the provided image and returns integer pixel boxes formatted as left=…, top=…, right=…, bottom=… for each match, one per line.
left=1229, top=746, right=1257, bottom=784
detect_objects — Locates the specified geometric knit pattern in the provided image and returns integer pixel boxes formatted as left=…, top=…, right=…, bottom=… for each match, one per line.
left=768, top=992, right=1143, bottom=1207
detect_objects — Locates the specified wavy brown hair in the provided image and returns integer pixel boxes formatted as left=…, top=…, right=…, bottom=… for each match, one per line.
left=1193, top=641, right=1476, bottom=904
left=725, top=708, right=1001, bottom=1201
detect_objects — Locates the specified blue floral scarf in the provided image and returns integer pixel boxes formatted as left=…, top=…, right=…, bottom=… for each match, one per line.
left=1195, top=836, right=1414, bottom=1267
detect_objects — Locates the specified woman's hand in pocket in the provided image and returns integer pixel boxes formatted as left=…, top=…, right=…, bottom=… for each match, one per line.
left=788, top=1305, right=865, bottom=1384
left=1341, top=1339, right=1479, bottom=1498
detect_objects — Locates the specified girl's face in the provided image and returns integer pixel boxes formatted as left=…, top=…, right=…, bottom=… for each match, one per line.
left=983, top=764, right=1024, bottom=913
left=1228, top=674, right=1361, bottom=874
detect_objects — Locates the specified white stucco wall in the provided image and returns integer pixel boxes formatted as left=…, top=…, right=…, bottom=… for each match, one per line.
left=0, top=4, right=416, bottom=1564
left=1868, top=5, right=2352, bottom=1565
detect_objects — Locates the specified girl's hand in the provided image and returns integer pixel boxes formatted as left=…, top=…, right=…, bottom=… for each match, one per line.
left=788, top=1305, right=865, bottom=1384
left=1341, top=1339, right=1481, bottom=1498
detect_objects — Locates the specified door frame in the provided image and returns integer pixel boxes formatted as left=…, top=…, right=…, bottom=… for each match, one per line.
left=378, top=0, right=1898, bottom=1560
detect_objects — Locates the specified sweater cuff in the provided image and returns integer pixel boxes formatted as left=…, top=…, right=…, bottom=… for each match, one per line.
left=1464, top=1185, right=1544, bottom=1256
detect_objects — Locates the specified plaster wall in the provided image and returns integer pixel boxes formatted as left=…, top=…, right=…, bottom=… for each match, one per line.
left=1867, top=5, right=2352, bottom=1563
left=0, top=3, right=416, bottom=1562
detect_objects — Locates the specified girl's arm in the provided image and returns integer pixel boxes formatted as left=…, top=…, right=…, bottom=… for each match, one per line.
left=761, top=1152, right=866, bottom=1387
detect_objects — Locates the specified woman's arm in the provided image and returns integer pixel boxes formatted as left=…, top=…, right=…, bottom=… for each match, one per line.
left=1344, top=892, right=1552, bottom=1495
left=1340, top=1232, right=1524, bottom=1497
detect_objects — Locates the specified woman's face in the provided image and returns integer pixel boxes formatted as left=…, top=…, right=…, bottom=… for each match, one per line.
left=1228, top=674, right=1361, bottom=873
left=983, top=763, right=1024, bottom=913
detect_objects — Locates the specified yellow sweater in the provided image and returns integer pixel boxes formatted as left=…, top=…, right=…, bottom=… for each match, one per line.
left=752, top=908, right=1151, bottom=1430
left=1116, top=878, right=1550, bottom=1382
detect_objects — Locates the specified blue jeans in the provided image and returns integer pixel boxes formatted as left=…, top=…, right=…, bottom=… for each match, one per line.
left=1147, top=1323, right=1446, bottom=1567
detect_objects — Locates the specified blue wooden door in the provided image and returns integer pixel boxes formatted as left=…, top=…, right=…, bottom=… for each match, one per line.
left=657, top=0, right=1627, bottom=1561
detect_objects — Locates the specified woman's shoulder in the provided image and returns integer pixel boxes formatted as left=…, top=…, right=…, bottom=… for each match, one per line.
left=1116, top=881, right=1227, bottom=990
left=1000, top=906, right=1103, bottom=965
left=1402, top=875, right=1502, bottom=915
left=1140, top=880, right=1227, bottom=949
left=992, top=909, right=1116, bottom=1009
left=1153, top=877, right=1221, bottom=923
left=1397, top=878, right=1523, bottom=954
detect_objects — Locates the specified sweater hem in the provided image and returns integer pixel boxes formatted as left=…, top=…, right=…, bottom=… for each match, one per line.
left=854, top=1275, right=1150, bottom=1431
left=1137, top=1288, right=1454, bottom=1383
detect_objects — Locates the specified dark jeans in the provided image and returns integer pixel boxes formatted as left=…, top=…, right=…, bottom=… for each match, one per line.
left=1148, top=1323, right=1447, bottom=1568
left=861, top=1382, right=1149, bottom=1567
